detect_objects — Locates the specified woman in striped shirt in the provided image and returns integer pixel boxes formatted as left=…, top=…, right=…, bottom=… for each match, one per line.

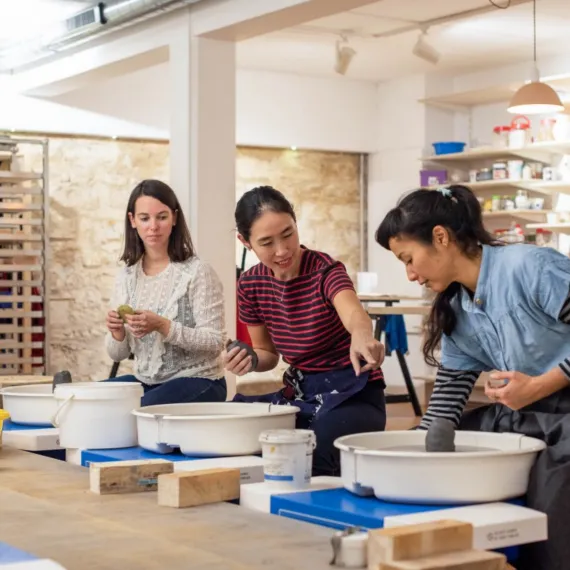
left=224, top=186, right=386, bottom=476
left=376, top=184, right=570, bottom=570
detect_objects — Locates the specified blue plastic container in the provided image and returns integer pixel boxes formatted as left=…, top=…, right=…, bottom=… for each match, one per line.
left=432, top=141, right=466, bottom=155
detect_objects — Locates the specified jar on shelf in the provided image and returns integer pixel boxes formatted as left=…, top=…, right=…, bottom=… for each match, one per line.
left=493, top=125, right=511, bottom=148
left=538, top=118, right=556, bottom=142
left=492, top=162, right=508, bottom=180
left=508, top=160, right=523, bottom=181
left=477, top=168, right=493, bottom=181
left=515, top=189, right=530, bottom=210
left=509, top=115, right=532, bottom=148
left=503, top=195, right=515, bottom=210
left=491, top=195, right=501, bottom=211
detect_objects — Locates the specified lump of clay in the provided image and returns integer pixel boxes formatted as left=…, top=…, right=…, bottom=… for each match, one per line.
left=226, top=339, right=259, bottom=371
left=117, top=304, right=135, bottom=322
left=52, top=370, right=72, bottom=392
left=425, top=418, right=456, bottom=452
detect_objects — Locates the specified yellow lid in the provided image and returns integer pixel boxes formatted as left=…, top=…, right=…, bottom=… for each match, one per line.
left=0, top=409, right=10, bottom=421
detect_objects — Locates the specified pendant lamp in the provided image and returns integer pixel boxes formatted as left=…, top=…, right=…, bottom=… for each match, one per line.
left=507, top=0, right=564, bottom=114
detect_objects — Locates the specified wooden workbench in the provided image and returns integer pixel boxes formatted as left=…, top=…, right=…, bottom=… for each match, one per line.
left=0, top=448, right=336, bottom=569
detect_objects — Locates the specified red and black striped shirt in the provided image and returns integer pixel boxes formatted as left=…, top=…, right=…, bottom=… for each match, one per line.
left=238, top=248, right=384, bottom=382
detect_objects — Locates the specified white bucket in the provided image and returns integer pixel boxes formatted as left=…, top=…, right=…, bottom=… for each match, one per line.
left=356, top=272, right=378, bottom=295
left=52, top=382, right=143, bottom=450
left=259, top=429, right=317, bottom=489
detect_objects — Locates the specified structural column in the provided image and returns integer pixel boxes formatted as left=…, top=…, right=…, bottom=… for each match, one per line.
left=170, top=13, right=236, bottom=397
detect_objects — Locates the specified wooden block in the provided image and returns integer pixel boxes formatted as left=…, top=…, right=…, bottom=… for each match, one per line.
left=89, top=459, right=174, bottom=495
left=368, top=520, right=473, bottom=567
left=377, top=549, right=506, bottom=569
left=157, top=468, right=240, bottom=508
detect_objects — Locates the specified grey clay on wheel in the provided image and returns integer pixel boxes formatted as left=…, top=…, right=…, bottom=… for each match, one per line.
left=425, top=417, right=456, bottom=452
left=227, top=340, right=259, bottom=372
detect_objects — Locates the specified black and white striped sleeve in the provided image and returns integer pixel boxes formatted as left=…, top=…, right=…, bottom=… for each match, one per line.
left=557, top=289, right=570, bottom=379
left=418, top=368, right=480, bottom=430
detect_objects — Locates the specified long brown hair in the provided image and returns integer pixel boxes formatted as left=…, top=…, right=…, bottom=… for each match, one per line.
left=375, top=185, right=502, bottom=367
left=120, top=179, right=195, bottom=266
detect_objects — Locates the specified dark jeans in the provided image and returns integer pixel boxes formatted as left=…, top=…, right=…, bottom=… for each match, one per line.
left=104, top=375, right=227, bottom=407
left=460, top=386, right=570, bottom=570
left=304, top=381, right=386, bottom=477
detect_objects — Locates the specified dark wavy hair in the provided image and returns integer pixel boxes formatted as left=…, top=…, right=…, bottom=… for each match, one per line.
left=235, top=185, right=296, bottom=241
left=120, top=179, right=195, bottom=266
left=375, top=184, right=502, bottom=367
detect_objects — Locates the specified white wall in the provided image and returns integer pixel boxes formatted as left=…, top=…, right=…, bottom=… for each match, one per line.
left=367, top=73, right=459, bottom=387
left=0, top=66, right=378, bottom=153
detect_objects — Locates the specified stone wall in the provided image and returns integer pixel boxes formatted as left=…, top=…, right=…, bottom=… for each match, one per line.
left=18, top=137, right=362, bottom=381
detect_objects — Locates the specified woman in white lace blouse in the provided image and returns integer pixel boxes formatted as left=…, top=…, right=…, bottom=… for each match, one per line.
left=104, top=179, right=227, bottom=406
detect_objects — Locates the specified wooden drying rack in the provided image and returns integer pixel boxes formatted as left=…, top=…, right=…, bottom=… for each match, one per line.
left=0, top=137, right=49, bottom=376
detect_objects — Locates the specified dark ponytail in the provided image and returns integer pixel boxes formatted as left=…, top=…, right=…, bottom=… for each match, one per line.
left=375, top=184, right=502, bottom=367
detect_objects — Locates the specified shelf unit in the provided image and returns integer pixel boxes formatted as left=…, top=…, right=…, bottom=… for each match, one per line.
left=0, top=136, right=49, bottom=376
left=421, top=141, right=570, bottom=230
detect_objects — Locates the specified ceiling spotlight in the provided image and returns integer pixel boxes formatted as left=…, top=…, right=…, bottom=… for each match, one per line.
left=412, top=31, right=440, bottom=65
left=334, top=39, right=356, bottom=75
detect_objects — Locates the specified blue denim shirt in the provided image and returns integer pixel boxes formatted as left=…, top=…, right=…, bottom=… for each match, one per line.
left=441, top=244, right=570, bottom=375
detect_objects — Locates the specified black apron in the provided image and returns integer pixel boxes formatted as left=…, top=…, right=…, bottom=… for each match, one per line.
left=460, top=386, right=570, bottom=570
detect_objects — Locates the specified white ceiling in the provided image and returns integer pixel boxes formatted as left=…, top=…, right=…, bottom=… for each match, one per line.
left=2, top=0, right=570, bottom=83
left=0, top=0, right=91, bottom=48
left=236, top=0, right=570, bottom=82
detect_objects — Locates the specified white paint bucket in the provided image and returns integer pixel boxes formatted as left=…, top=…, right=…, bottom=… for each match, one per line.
left=52, top=382, right=143, bottom=450
left=259, top=429, right=317, bottom=489
left=356, top=272, right=378, bottom=294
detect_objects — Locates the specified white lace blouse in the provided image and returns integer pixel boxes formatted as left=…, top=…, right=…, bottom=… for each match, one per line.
left=105, top=257, right=226, bottom=384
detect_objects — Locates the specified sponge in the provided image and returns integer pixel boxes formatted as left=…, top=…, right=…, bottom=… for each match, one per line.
left=226, top=339, right=258, bottom=372
left=425, top=417, right=456, bottom=452
left=117, top=304, right=135, bottom=322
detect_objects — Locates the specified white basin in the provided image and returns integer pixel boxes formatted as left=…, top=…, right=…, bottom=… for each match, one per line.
left=0, top=384, right=57, bottom=426
left=335, top=430, right=546, bottom=505
left=133, top=402, right=299, bottom=457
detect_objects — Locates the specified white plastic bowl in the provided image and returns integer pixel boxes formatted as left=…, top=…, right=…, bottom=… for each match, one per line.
left=335, top=430, right=546, bottom=505
left=0, top=384, right=57, bottom=426
left=133, top=402, right=300, bottom=457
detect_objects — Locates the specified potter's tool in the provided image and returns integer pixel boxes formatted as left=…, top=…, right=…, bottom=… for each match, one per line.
left=226, top=339, right=259, bottom=371
left=425, top=418, right=456, bottom=452
left=52, top=370, right=72, bottom=393
left=330, top=526, right=367, bottom=568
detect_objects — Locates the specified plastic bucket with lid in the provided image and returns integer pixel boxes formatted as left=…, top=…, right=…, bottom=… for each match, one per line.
left=52, top=382, right=143, bottom=449
left=0, top=409, right=9, bottom=449
left=259, top=429, right=317, bottom=489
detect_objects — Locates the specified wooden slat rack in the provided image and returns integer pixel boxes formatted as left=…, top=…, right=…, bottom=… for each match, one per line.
left=0, top=136, right=49, bottom=376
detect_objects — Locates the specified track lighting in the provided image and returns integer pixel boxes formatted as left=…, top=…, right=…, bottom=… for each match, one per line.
left=334, top=38, right=356, bottom=75
left=412, top=31, right=440, bottom=65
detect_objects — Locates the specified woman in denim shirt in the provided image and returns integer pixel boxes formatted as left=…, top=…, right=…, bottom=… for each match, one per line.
left=377, top=184, right=570, bottom=570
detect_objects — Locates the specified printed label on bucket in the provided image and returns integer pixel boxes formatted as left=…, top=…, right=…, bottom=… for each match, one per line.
left=262, top=450, right=312, bottom=486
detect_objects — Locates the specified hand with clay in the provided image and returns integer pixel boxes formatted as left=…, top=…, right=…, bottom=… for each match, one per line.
left=106, top=310, right=126, bottom=341
left=223, top=340, right=259, bottom=376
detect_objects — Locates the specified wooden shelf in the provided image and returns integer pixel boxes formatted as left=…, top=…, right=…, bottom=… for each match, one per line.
left=483, top=209, right=551, bottom=221
left=423, top=141, right=570, bottom=164
left=0, top=203, right=42, bottom=212
left=0, top=171, right=42, bottom=182
left=0, top=218, right=43, bottom=228
left=429, top=179, right=570, bottom=195
left=526, top=222, right=570, bottom=233
left=0, top=185, right=42, bottom=196
left=0, top=233, right=42, bottom=242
